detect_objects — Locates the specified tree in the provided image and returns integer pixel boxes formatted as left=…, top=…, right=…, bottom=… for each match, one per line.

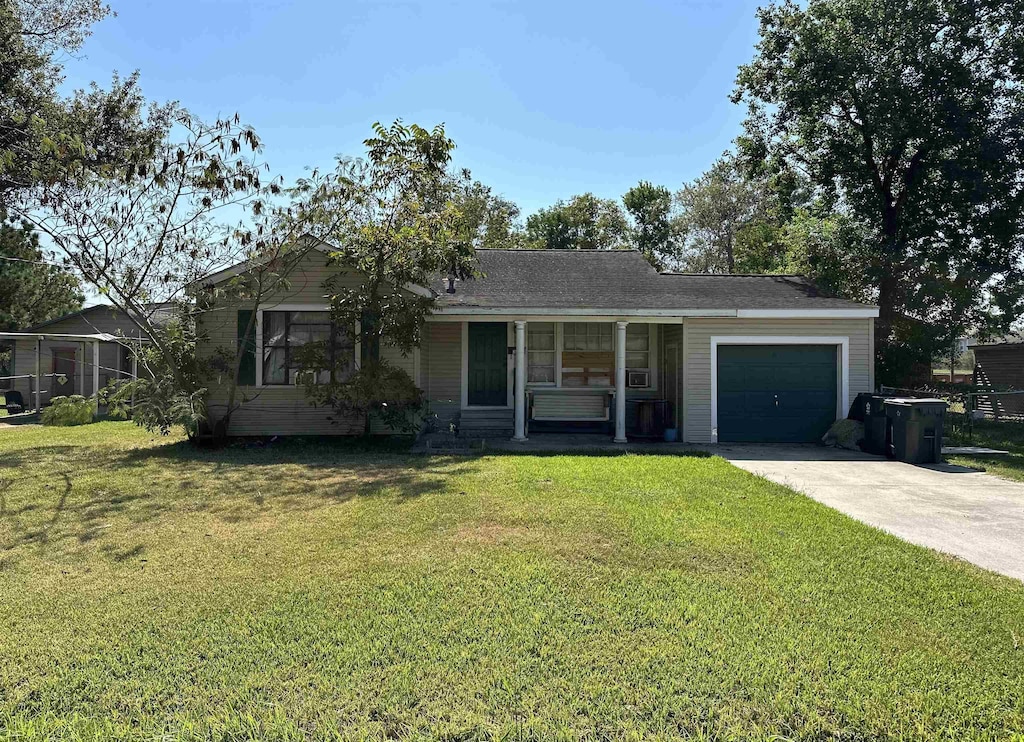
left=733, top=0, right=1024, bottom=382
left=0, top=218, right=82, bottom=331
left=453, top=171, right=524, bottom=249
left=674, top=154, right=775, bottom=273
left=622, top=181, right=675, bottom=268
left=775, top=208, right=875, bottom=302
left=525, top=193, right=630, bottom=250
left=19, top=110, right=276, bottom=437
left=1, top=0, right=170, bottom=208
left=287, top=121, right=477, bottom=435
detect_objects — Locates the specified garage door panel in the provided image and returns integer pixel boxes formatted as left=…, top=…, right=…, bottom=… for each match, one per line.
left=718, top=345, right=838, bottom=443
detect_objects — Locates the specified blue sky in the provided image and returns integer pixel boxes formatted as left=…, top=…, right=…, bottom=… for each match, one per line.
left=63, top=0, right=764, bottom=216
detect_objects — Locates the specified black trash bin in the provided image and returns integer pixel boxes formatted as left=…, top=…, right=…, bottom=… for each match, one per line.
left=883, top=398, right=947, bottom=464
left=853, top=393, right=892, bottom=455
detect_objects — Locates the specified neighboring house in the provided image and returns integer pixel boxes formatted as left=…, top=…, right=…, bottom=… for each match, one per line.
left=970, top=334, right=1024, bottom=417
left=1, top=305, right=149, bottom=408
left=196, top=244, right=878, bottom=443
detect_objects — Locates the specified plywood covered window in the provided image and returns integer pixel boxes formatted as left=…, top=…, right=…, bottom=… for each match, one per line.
left=527, top=322, right=555, bottom=383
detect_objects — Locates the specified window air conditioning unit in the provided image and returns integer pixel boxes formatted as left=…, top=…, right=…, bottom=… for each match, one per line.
left=627, top=370, right=650, bottom=388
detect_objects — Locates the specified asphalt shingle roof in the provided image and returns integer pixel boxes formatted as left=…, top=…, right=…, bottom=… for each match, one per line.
left=434, top=249, right=875, bottom=311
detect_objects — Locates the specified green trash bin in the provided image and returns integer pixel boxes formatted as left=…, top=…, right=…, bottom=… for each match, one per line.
left=858, top=394, right=892, bottom=455
left=883, top=398, right=947, bottom=464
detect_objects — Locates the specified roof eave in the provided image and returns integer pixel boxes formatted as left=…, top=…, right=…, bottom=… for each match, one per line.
left=187, top=234, right=436, bottom=298
left=429, top=306, right=879, bottom=318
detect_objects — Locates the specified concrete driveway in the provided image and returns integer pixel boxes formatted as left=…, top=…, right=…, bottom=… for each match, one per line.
left=715, top=445, right=1024, bottom=581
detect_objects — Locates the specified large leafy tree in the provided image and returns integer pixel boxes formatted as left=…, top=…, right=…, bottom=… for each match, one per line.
left=0, top=218, right=82, bottom=331
left=622, top=181, right=675, bottom=268
left=288, top=121, right=477, bottom=435
left=0, top=217, right=82, bottom=379
left=453, top=171, right=524, bottom=249
left=1, top=0, right=170, bottom=208
left=525, top=193, right=630, bottom=250
left=22, top=111, right=272, bottom=439
left=734, top=0, right=1024, bottom=381
left=674, top=153, right=781, bottom=273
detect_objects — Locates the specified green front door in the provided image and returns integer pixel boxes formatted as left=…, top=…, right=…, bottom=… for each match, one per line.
left=468, top=323, right=508, bottom=406
left=717, top=345, right=838, bottom=443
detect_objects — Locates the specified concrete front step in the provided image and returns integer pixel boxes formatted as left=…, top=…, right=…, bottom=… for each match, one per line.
left=460, top=410, right=513, bottom=419
left=459, top=420, right=514, bottom=429
left=456, top=409, right=514, bottom=439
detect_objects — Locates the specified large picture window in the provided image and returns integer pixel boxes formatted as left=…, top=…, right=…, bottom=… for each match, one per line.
left=262, top=311, right=354, bottom=385
left=527, top=322, right=555, bottom=383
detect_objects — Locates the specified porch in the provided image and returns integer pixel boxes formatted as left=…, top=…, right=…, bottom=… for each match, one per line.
left=451, top=319, right=671, bottom=444
left=0, top=331, right=139, bottom=415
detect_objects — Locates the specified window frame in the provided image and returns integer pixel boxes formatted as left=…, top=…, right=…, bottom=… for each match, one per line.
left=522, top=322, right=657, bottom=391
left=625, top=323, right=652, bottom=386
left=562, top=322, right=613, bottom=352
left=526, top=322, right=557, bottom=386
left=255, top=305, right=358, bottom=387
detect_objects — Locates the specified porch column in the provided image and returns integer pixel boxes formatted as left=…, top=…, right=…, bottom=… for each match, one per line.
left=34, top=337, right=41, bottom=413
left=78, top=342, right=86, bottom=396
left=512, top=320, right=527, bottom=441
left=614, top=321, right=628, bottom=443
left=131, top=346, right=138, bottom=412
left=92, top=340, right=100, bottom=416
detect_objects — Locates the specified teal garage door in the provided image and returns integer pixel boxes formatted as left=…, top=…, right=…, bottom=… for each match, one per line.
left=717, top=345, right=838, bottom=443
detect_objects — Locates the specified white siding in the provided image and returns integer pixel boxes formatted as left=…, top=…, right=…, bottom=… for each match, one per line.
left=422, top=323, right=461, bottom=431
left=682, top=318, right=873, bottom=443
left=199, top=252, right=417, bottom=436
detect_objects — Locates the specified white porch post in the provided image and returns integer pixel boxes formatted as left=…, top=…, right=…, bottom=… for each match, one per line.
left=512, top=320, right=527, bottom=441
left=78, top=341, right=86, bottom=396
left=131, top=345, right=138, bottom=411
left=614, top=321, right=628, bottom=443
left=34, top=337, right=41, bottom=413
left=92, top=340, right=100, bottom=416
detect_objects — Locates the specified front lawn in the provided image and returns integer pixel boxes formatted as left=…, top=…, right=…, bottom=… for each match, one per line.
left=1, top=423, right=1022, bottom=740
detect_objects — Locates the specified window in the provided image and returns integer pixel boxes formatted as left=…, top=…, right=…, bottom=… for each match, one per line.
left=527, top=322, right=555, bottom=383
left=563, top=323, right=612, bottom=351
left=561, top=323, right=612, bottom=387
left=626, top=324, right=651, bottom=387
left=262, top=311, right=354, bottom=385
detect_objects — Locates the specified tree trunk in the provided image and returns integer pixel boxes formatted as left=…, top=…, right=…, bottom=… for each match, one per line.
left=874, top=217, right=902, bottom=383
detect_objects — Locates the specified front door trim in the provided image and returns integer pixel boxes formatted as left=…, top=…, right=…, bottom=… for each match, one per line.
left=461, top=321, right=513, bottom=409
left=710, top=335, right=849, bottom=444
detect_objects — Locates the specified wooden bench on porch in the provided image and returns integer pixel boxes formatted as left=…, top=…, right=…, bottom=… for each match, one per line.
left=528, top=388, right=613, bottom=422
left=527, top=351, right=615, bottom=426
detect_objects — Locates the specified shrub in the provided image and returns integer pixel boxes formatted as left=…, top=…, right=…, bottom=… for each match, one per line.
left=40, top=395, right=94, bottom=426
left=104, top=316, right=208, bottom=439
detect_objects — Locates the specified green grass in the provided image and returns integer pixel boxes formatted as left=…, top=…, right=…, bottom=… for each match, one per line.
left=1, top=423, right=1023, bottom=741
left=947, top=418, right=1024, bottom=482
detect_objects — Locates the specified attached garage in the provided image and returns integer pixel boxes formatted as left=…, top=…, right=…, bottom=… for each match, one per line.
left=713, top=339, right=847, bottom=444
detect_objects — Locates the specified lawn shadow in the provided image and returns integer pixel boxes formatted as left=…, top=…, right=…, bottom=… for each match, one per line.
left=0, top=436, right=480, bottom=559
left=0, top=445, right=79, bottom=469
